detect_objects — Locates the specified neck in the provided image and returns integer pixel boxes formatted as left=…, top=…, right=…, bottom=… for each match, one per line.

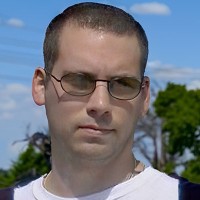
left=44, top=155, right=140, bottom=197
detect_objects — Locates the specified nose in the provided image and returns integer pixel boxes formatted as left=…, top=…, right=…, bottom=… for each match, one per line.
left=86, top=82, right=112, bottom=118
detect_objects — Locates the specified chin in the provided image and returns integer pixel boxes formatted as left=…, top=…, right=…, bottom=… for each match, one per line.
left=72, top=143, right=116, bottom=162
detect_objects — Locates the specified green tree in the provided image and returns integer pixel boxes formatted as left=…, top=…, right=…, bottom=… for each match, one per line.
left=154, top=83, right=200, bottom=182
left=182, top=156, right=200, bottom=184
left=0, top=132, right=51, bottom=188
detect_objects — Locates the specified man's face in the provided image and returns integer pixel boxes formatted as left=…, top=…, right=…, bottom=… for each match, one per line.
left=42, top=25, right=149, bottom=164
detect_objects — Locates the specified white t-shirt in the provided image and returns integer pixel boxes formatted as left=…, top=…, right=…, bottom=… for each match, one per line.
left=14, top=167, right=178, bottom=200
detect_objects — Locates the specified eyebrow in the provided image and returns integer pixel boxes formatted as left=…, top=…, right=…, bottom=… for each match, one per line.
left=60, top=69, right=141, bottom=80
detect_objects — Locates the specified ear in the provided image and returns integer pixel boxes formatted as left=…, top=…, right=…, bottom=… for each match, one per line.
left=141, top=76, right=150, bottom=117
left=32, top=67, right=46, bottom=106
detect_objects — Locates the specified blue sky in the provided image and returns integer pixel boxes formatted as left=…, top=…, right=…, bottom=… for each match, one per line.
left=0, top=0, right=200, bottom=169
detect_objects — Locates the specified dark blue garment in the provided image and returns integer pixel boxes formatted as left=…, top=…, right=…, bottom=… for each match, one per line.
left=179, top=177, right=200, bottom=200
left=0, top=176, right=38, bottom=200
left=0, top=187, right=14, bottom=200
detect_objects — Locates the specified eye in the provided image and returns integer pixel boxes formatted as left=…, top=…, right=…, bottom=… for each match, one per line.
left=62, top=73, right=94, bottom=90
left=109, top=77, right=141, bottom=96
left=113, top=77, right=139, bottom=89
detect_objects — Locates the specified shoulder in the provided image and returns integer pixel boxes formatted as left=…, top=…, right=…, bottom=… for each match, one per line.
left=144, top=166, right=179, bottom=184
left=14, top=176, right=43, bottom=200
left=179, top=177, right=200, bottom=200
left=122, top=167, right=179, bottom=199
left=169, top=173, right=200, bottom=200
left=0, top=187, right=14, bottom=200
left=142, top=167, right=179, bottom=199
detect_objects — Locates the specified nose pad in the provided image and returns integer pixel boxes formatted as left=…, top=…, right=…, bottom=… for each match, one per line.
left=86, top=82, right=112, bottom=118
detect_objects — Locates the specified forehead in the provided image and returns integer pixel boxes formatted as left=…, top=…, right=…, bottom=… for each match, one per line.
left=58, top=23, right=141, bottom=51
left=54, top=25, right=142, bottom=77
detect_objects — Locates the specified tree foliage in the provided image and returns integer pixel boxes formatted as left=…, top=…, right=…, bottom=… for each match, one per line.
left=153, top=83, right=200, bottom=182
left=154, top=83, right=200, bottom=156
left=0, top=133, right=51, bottom=188
left=181, top=156, right=200, bottom=184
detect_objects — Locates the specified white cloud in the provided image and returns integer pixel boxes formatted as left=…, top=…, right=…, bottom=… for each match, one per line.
left=0, top=82, right=47, bottom=132
left=0, top=112, right=14, bottom=120
left=0, top=99, right=16, bottom=111
left=0, top=83, right=30, bottom=120
left=5, top=83, right=30, bottom=94
left=130, top=2, right=171, bottom=15
left=147, top=60, right=200, bottom=89
left=187, top=80, right=200, bottom=90
left=6, top=18, right=25, bottom=28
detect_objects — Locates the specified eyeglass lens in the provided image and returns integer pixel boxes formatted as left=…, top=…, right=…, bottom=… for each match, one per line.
left=60, top=73, right=142, bottom=100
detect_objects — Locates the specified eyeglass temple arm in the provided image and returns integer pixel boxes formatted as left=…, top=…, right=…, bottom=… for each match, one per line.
left=44, top=69, right=61, bottom=82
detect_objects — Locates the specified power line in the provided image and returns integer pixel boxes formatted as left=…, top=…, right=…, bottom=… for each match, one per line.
left=0, top=37, right=42, bottom=50
left=0, top=49, right=42, bottom=62
left=0, top=44, right=43, bottom=67
left=0, top=74, right=31, bottom=81
left=0, top=54, right=42, bottom=67
left=0, top=48, right=41, bottom=57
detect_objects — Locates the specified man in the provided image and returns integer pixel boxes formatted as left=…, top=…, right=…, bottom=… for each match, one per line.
left=4, top=2, right=179, bottom=199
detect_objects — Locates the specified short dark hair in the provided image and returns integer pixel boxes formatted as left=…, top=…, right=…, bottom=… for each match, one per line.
left=43, top=2, right=148, bottom=75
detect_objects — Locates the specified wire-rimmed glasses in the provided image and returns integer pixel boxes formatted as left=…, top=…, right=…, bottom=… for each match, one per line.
left=45, top=69, right=145, bottom=100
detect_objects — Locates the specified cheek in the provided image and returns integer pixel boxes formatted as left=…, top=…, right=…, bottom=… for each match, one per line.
left=46, top=103, right=81, bottom=148
left=124, top=99, right=142, bottom=117
left=46, top=101, right=80, bottom=126
left=115, top=100, right=143, bottom=130
left=45, top=92, right=76, bottom=133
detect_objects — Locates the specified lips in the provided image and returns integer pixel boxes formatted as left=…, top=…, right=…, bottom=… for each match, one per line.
left=78, top=124, right=114, bottom=134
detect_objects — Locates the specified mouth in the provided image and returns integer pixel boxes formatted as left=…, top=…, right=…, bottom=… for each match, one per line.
left=78, top=125, right=114, bottom=135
